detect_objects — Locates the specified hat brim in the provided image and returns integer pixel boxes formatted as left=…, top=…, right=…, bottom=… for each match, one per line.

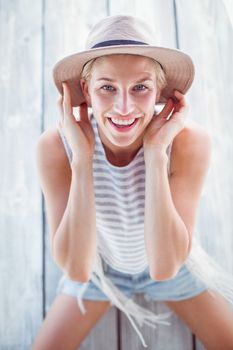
left=53, top=45, right=195, bottom=107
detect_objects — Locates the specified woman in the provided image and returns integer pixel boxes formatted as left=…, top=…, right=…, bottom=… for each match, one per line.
left=33, top=15, right=233, bottom=349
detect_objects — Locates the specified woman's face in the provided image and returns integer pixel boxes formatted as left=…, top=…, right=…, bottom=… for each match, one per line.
left=81, top=54, right=160, bottom=150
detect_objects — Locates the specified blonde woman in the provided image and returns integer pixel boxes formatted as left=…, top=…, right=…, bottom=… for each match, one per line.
left=33, top=15, right=233, bottom=350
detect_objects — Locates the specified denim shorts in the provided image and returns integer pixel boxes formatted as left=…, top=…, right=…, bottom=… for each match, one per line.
left=58, top=258, right=207, bottom=302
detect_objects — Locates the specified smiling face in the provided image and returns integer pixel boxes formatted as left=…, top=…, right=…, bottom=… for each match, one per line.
left=80, top=54, right=161, bottom=160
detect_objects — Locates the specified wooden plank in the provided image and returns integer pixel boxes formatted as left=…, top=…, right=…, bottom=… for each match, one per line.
left=108, top=1, right=193, bottom=349
left=174, top=0, right=233, bottom=349
left=109, top=0, right=176, bottom=46
left=43, top=0, right=110, bottom=129
left=42, top=1, right=118, bottom=350
left=0, top=0, right=43, bottom=348
left=79, top=307, right=118, bottom=350
left=43, top=0, right=108, bottom=306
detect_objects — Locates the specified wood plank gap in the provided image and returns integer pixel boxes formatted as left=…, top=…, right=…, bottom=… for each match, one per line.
left=41, top=0, right=46, bottom=134
left=173, top=0, right=180, bottom=49
left=192, top=333, right=196, bottom=350
left=117, top=309, right=122, bottom=350
left=41, top=0, right=46, bottom=319
left=42, top=195, right=46, bottom=319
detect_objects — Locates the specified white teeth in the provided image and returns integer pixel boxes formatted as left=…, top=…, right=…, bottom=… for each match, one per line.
left=110, top=118, right=136, bottom=126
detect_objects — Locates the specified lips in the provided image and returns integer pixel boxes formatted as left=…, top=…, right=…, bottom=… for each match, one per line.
left=107, top=117, right=139, bottom=132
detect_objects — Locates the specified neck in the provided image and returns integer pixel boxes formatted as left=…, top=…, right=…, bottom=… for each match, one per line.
left=98, top=128, right=143, bottom=166
left=103, top=143, right=142, bottom=166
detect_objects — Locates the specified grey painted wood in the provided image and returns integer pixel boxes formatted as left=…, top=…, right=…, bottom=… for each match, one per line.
left=79, top=307, right=118, bottom=350
left=109, top=0, right=177, bottom=46
left=42, top=1, right=118, bottom=350
left=175, top=1, right=233, bottom=349
left=43, top=0, right=109, bottom=129
left=43, top=0, right=96, bottom=311
left=0, top=0, right=43, bottom=348
left=43, top=0, right=109, bottom=308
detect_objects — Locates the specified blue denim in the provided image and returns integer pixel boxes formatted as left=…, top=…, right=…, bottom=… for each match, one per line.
left=58, top=258, right=207, bottom=302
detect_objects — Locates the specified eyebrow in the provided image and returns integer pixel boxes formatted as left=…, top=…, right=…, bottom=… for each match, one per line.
left=96, top=75, right=154, bottom=83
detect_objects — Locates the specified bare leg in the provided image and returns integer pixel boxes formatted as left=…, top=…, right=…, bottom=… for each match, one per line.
left=165, top=290, right=233, bottom=350
left=32, top=294, right=111, bottom=350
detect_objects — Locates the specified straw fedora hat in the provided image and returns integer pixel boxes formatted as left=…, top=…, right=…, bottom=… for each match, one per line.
left=53, top=15, right=195, bottom=107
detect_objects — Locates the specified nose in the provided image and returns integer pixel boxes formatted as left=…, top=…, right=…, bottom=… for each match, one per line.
left=113, top=90, right=135, bottom=116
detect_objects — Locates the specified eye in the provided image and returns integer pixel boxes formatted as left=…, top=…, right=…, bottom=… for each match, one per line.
left=101, top=85, right=115, bottom=91
left=134, top=84, right=147, bottom=91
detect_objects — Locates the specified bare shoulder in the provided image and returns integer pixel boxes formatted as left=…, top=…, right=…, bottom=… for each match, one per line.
left=36, top=126, right=72, bottom=201
left=36, top=126, right=71, bottom=172
left=170, top=119, right=212, bottom=175
left=36, top=126, right=72, bottom=236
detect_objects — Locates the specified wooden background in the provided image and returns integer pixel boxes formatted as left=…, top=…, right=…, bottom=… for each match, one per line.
left=1, top=0, right=232, bottom=349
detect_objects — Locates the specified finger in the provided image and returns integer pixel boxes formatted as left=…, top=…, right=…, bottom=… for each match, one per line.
left=171, top=91, right=188, bottom=114
left=62, top=82, right=73, bottom=119
left=157, top=98, right=174, bottom=119
left=79, top=102, right=89, bottom=122
left=173, top=90, right=187, bottom=107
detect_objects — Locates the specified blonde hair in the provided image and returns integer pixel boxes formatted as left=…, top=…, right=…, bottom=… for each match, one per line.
left=80, top=54, right=167, bottom=91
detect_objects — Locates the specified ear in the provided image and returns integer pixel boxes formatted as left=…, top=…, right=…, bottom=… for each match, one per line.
left=80, top=79, right=92, bottom=107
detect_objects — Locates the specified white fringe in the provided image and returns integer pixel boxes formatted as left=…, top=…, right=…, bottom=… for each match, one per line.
left=76, top=283, right=89, bottom=314
left=185, top=237, right=233, bottom=305
left=89, top=253, right=172, bottom=348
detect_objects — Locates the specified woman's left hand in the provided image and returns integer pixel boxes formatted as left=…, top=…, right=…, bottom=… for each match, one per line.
left=143, top=90, right=189, bottom=153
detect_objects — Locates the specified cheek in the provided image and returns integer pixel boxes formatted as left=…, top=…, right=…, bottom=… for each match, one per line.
left=91, top=94, right=114, bottom=111
left=137, top=94, right=156, bottom=112
left=139, top=95, right=157, bottom=123
left=90, top=95, right=108, bottom=117
left=136, top=90, right=156, bottom=103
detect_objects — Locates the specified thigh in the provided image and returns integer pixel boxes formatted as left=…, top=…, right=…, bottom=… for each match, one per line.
left=165, top=290, right=233, bottom=350
left=32, top=294, right=111, bottom=350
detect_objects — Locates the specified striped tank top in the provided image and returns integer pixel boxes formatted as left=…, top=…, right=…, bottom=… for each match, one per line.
left=57, top=113, right=172, bottom=275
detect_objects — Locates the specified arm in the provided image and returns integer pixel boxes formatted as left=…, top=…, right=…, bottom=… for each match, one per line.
left=144, top=123, right=212, bottom=281
left=36, top=128, right=97, bottom=282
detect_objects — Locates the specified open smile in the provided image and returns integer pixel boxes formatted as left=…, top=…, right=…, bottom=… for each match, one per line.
left=107, top=117, right=139, bottom=132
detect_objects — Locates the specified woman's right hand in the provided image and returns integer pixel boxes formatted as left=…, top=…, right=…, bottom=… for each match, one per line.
left=58, top=82, right=95, bottom=161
